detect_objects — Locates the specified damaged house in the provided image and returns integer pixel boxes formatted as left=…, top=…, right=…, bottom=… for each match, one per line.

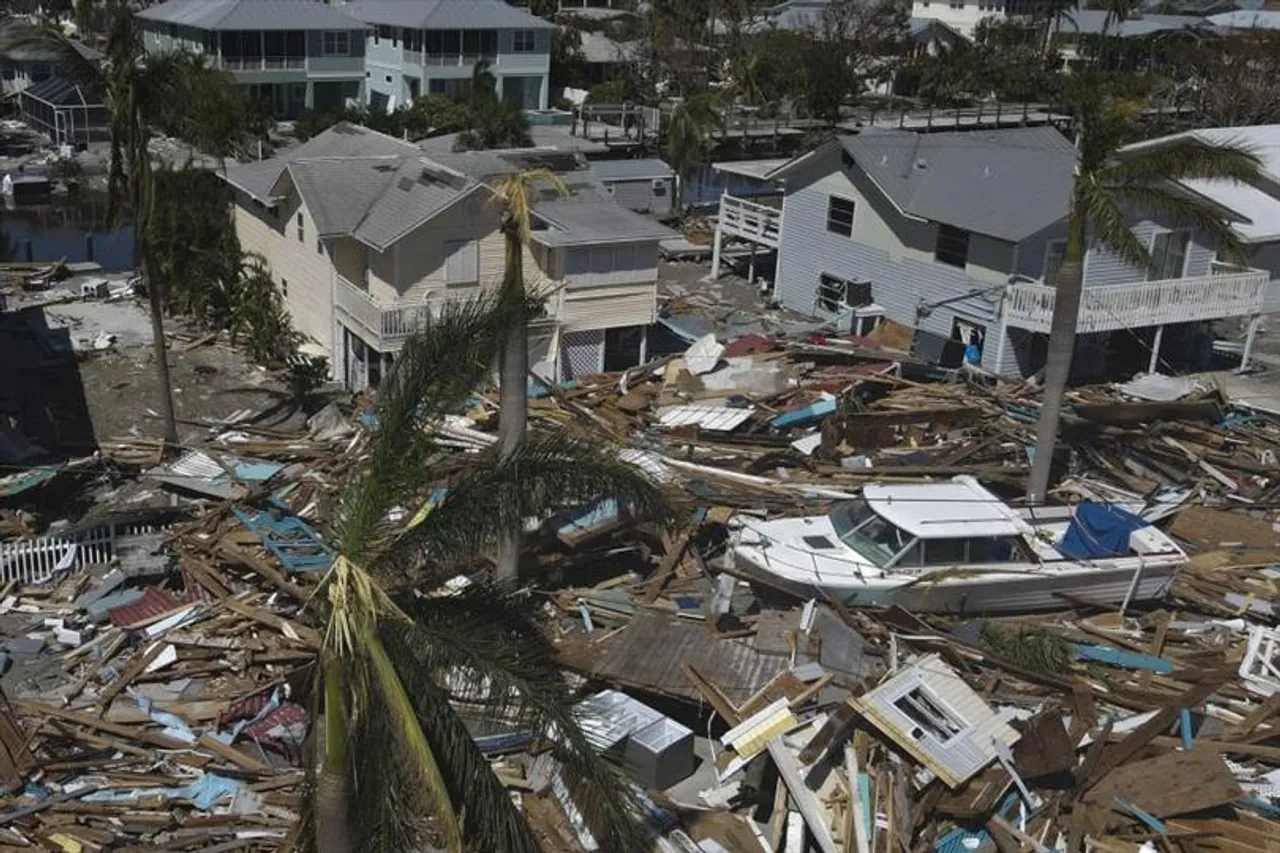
left=220, top=123, right=673, bottom=390
left=710, top=125, right=1278, bottom=380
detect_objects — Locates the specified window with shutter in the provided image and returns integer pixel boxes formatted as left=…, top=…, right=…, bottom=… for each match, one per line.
left=444, top=240, right=478, bottom=285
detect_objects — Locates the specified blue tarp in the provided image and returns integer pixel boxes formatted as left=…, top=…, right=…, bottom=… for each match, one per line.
left=1058, top=501, right=1149, bottom=560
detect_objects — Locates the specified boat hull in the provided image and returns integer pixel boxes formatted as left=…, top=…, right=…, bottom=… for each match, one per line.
left=730, top=547, right=1182, bottom=614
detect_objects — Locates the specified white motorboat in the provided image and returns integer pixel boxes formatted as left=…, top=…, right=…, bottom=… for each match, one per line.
left=728, top=476, right=1187, bottom=614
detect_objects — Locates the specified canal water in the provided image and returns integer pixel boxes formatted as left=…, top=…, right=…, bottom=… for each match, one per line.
left=1, top=191, right=135, bottom=272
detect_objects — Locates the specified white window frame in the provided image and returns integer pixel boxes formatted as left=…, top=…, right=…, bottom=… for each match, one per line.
left=513, top=29, right=537, bottom=53
left=443, top=239, right=479, bottom=285
left=1147, top=229, right=1190, bottom=282
left=826, top=195, right=855, bottom=238
left=322, top=31, right=351, bottom=57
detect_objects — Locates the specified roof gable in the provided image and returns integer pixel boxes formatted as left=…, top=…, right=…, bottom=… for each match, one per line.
left=774, top=127, right=1078, bottom=243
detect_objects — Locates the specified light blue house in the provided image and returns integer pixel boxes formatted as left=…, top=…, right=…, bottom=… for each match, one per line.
left=710, top=126, right=1272, bottom=379
left=345, top=0, right=553, bottom=111
left=136, top=0, right=370, bottom=119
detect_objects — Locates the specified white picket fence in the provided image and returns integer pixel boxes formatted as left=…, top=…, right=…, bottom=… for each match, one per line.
left=0, top=520, right=166, bottom=587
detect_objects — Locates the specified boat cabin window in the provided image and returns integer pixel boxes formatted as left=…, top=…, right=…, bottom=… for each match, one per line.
left=890, top=536, right=1025, bottom=569
left=845, top=515, right=914, bottom=567
left=830, top=499, right=878, bottom=537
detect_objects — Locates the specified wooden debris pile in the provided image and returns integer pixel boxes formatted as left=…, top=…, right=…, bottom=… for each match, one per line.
left=0, top=503, right=321, bottom=852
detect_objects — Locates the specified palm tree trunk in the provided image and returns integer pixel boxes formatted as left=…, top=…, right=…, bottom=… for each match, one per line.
left=1028, top=189, right=1088, bottom=503
left=316, top=658, right=352, bottom=853
left=141, top=247, right=180, bottom=448
left=496, top=222, right=527, bottom=583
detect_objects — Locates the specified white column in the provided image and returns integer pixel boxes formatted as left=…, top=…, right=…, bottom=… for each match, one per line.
left=747, top=243, right=757, bottom=285
left=1242, top=314, right=1261, bottom=371
left=710, top=225, right=723, bottom=280
left=1148, top=324, right=1164, bottom=374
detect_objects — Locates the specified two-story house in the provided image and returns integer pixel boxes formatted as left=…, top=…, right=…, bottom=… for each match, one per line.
left=346, top=0, right=553, bottom=112
left=136, top=0, right=369, bottom=119
left=909, top=0, right=1005, bottom=38
left=709, top=126, right=1273, bottom=380
left=221, top=123, right=673, bottom=390
left=1, top=15, right=102, bottom=98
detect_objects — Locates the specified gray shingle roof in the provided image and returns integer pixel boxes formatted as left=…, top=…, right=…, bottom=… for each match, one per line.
left=1058, top=10, right=1207, bottom=36
left=343, top=0, right=554, bottom=30
left=221, top=123, right=476, bottom=250
left=835, top=127, right=1078, bottom=243
left=588, top=159, right=674, bottom=182
left=532, top=200, right=676, bottom=247
left=137, top=0, right=368, bottom=31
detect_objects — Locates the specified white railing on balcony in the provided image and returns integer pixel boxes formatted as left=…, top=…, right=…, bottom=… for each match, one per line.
left=221, top=56, right=305, bottom=71
left=413, top=52, right=498, bottom=66
left=335, top=276, right=484, bottom=350
left=718, top=193, right=782, bottom=248
left=1004, top=269, right=1270, bottom=334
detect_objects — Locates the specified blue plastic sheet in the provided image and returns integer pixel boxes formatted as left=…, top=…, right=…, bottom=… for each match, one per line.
left=1058, top=501, right=1149, bottom=560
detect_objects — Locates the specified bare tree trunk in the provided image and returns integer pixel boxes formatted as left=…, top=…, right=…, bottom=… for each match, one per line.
left=496, top=221, right=527, bottom=583
left=316, top=658, right=352, bottom=853
left=142, top=249, right=180, bottom=449
left=1028, top=192, right=1087, bottom=503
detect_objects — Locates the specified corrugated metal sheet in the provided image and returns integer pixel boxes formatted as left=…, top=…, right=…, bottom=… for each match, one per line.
left=592, top=611, right=789, bottom=706
left=108, top=586, right=181, bottom=627
left=657, top=405, right=754, bottom=432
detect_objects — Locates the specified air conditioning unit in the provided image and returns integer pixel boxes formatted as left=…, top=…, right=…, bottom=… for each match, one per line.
left=80, top=278, right=109, bottom=298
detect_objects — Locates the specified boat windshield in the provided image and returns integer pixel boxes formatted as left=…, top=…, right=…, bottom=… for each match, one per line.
left=829, top=499, right=915, bottom=567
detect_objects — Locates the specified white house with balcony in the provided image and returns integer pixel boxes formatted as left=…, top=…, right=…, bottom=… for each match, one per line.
left=220, top=123, right=673, bottom=390
left=707, top=125, right=1275, bottom=379
left=910, top=0, right=1006, bottom=38
left=345, top=0, right=553, bottom=111
left=137, top=0, right=369, bottom=119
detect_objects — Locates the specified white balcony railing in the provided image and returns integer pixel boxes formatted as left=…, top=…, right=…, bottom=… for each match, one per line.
left=220, top=56, right=305, bottom=71
left=335, top=276, right=500, bottom=350
left=717, top=193, right=782, bottom=248
left=412, top=52, right=497, bottom=67
left=1005, top=269, right=1270, bottom=334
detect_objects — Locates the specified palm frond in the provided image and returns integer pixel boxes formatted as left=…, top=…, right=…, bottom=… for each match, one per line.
left=365, top=634, right=463, bottom=852
left=1106, top=182, right=1251, bottom=265
left=377, top=623, right=545, bottom=853
left=380, top=429, right=672, bottom=581
left=388, top=588, right=655, bottom=853
left=490, top=169, right=570, bottom=243
left=1105, top=137, right=1262, bottom=186
left=1078, top=178, right=1151, bottom=269
left=334, top=293, right=515, bottom=561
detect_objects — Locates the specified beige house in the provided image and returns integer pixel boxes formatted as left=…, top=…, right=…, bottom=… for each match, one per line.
left=221, top=124, right=673, bottom=389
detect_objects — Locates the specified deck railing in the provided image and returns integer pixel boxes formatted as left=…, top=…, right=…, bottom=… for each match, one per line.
left=717, top=193, right=783, bottom=248
left=334, top=276, right=471, bottom=350
left=1005, top=269, right=1270, bottom=334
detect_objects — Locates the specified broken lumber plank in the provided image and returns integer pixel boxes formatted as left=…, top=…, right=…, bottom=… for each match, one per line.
left=196, top=734, right=267, bottom=772
left=221, top=598, right=320, bottom=648
left=96, top=641, right=168, bottom=710
left=18, top=702, right=190, bottom=750
left=1076, top=677, right=1225, bottom=794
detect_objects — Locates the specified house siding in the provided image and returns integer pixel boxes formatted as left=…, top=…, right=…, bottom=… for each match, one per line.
left=559, top=283, right=656, bottom=332
left=233, top=189, right=334, bottom=353
left=774, top=152, right=1006, bottom=372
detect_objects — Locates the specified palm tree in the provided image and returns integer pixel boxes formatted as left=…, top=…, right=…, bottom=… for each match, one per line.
left=664, top=91, right=726, bottom=212
left=313, top=294, right=669, bottom=853
left=490, top=168, right=569, bottom=583
left=1027, top=74, right=1262, bottom=502
left=4, top=4, right=258, bottom=449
